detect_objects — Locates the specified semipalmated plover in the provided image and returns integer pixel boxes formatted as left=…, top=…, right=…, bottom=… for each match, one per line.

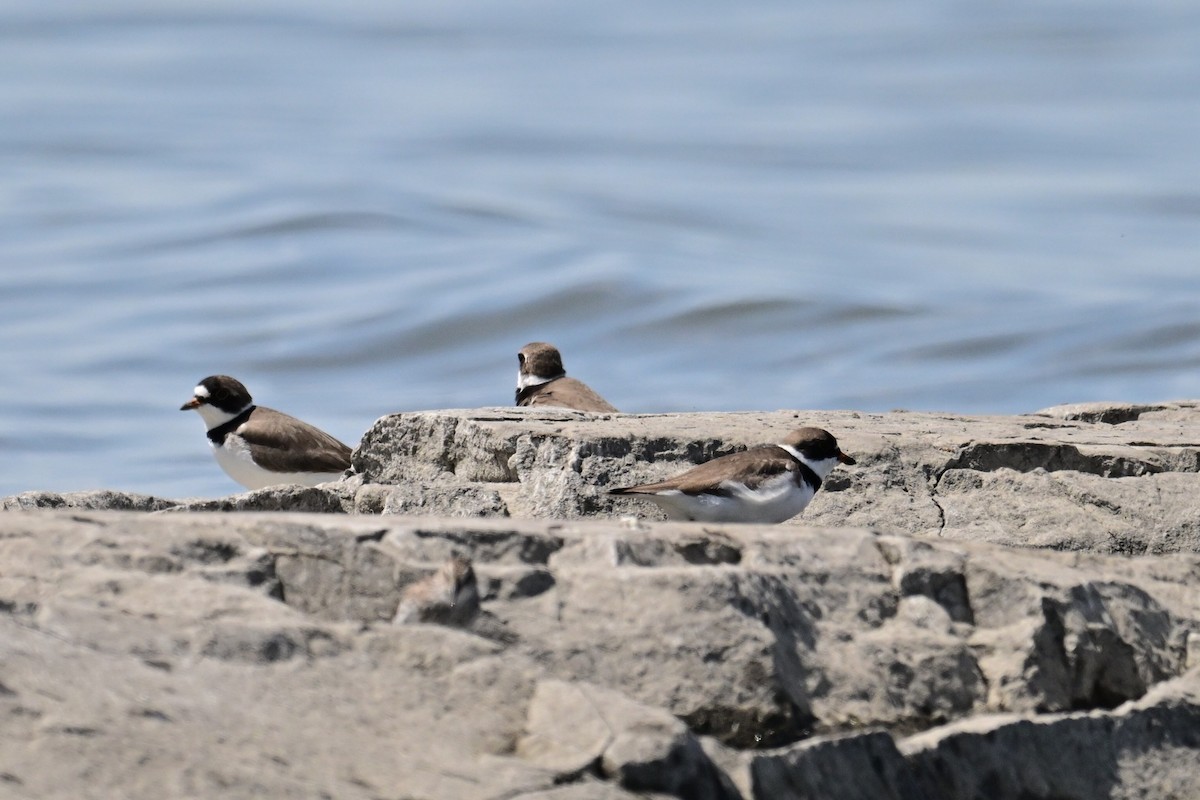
left=393, top=556, right=479, bottom=626
left=516, top=341, right=617, bottom=413
left=608, top=427, right=855, bottom=524
left=180, top=375, right=352, bottom=490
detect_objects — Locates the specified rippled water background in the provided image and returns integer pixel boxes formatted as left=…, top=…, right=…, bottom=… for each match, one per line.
left=3, top=1, right=1199, bottom=498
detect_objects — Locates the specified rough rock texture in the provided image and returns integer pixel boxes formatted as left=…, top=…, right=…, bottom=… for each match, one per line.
left=899, top=677, right=1200, bottom=800
left=348, top=401, right=1200, bottom=554
left=16, top=401, right=1199, bottom=556
left=1, top=489, right=178, bottom=512
left=0, top=510, right=1198, bottom=799
left=3, top=401, right=1200, bottom=798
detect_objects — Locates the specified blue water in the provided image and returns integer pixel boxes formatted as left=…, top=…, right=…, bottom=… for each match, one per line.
left=2, top=1, right=1199, bottom=498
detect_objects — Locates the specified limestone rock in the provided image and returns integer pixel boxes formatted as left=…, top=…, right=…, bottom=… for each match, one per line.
left=16, top=402, right=1200, bottom=556
left=517, top=679, right=741, bottom=798
left=347, top=403, right=1200, bottom=554
left=514, top=783, right=667, bottom=800
left=1, top=489, right=177, bottom=512
left=379, top=482, right=509, bottom=517
left=164, top=484, right=352, bottom=513
left=6, top=400, right=1200, bottom=798
left=0, top=510, right=1199, bottom=798
left=900, top=669, right=1200, bottom=800
left=1033, top=400, right=1183, bottom=424
left=749, top=730, right=925, bottom=800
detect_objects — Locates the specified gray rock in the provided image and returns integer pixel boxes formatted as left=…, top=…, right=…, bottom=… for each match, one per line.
left=1, top=489, right=177, bottom=511
left=348, top=404, right=1200, bottom=554
left=163, top=484, right=352, bottom=513
left=750, top=730, right=925, bottom=800
left=1, top=510, right=1199, bottom=798
left=517, top=679, right=741, bottom=798
left=900, top=670, right=1200, bottom=800
left=518, top=679, right=621, bottom=776
left=964, top=548, right=1187, bottom=714
left=6, top=400, right=1200, bottom=798
left=380, top=482, right=509, bottom=517
left=0, top=510, right=553, bottom=799
left=1033, top=400, right=1181, bottom=424
left=745, top=668, right=1200, bottom=800
left=12, top=402, right=1200, bottom=556
left=515, top=783, right=669, bottom=800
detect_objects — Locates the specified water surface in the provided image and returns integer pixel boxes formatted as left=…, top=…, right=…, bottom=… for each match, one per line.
left=2, top=1, right=1199, bottom=497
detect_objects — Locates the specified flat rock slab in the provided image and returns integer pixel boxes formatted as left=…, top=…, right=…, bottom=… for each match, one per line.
left=10, top=401, right=1199, bottom=556
left=5, top=402, right=1200, bottom=797
left=347, top=401, right=1200, bottom=554
left=1, top=510, right=1199, bottom=799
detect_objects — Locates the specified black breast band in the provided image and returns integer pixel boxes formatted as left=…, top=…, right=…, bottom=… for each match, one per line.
left=787, top=454, right=822, bottom=491
left=206, top=405, right=255, bottom=445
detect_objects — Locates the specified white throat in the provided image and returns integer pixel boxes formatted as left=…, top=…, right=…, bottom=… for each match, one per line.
left=778, top=444, right=839, bottom=481
left=517, top=371, right=558, bottom=390
left=193, top=401, right=252, bottom=431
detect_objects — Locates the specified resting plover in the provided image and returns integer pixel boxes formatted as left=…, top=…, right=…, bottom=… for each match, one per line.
left=608, top=427, right=855, bottom=524
left=180, top=374, right=352, bottom=490
left=515, top=341, right=617, bottom=413
left=393, top=556, right=480, bottom=627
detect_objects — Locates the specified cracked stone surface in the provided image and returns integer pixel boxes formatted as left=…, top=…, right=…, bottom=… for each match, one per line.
left=0, top=509, right=1198, bottom=799
left=4, top=401, right=1200, bottom=798
left=343, top=402, right=1200, bottom=554
left=15, top=402, right=1198, bottom=557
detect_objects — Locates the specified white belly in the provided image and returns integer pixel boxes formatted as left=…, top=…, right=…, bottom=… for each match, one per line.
left=645, top=473, right=816, bottom=524
left=212, top=437, right=343, bottom=491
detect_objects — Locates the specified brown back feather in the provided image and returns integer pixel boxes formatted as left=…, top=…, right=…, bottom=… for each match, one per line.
left=611, top=445, right=796, bottom=495
left=238, top=407, right=352, bottom=473
left=521, top=377, right=618, bottom=413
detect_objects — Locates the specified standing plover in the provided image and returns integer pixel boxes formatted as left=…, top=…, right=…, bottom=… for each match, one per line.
left=608, top=427, right=855, bottom=524
left=180, top=375, right=351, bottom=490
left=516, top=342, right=617, bottom=413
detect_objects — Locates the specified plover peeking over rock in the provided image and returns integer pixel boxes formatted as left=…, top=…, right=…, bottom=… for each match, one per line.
left=515, top=341, right=618, bottom=413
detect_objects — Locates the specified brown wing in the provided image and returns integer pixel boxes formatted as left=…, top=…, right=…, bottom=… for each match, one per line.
left=610, top=445, right=796, bottom=495
left=523, top=378, right=618, bottom=413
left=239, top=407, right=353, bottom=473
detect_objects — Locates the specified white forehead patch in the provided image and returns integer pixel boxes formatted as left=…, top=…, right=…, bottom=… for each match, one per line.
left=194, top=384, right=210, bottom=398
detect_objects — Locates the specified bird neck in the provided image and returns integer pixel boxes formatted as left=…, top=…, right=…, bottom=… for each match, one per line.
left=777, top=444, right=827, bottom=490
left=205, top=404, right=255, bottom=444
left=515, top=374, right=561, bottom=404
